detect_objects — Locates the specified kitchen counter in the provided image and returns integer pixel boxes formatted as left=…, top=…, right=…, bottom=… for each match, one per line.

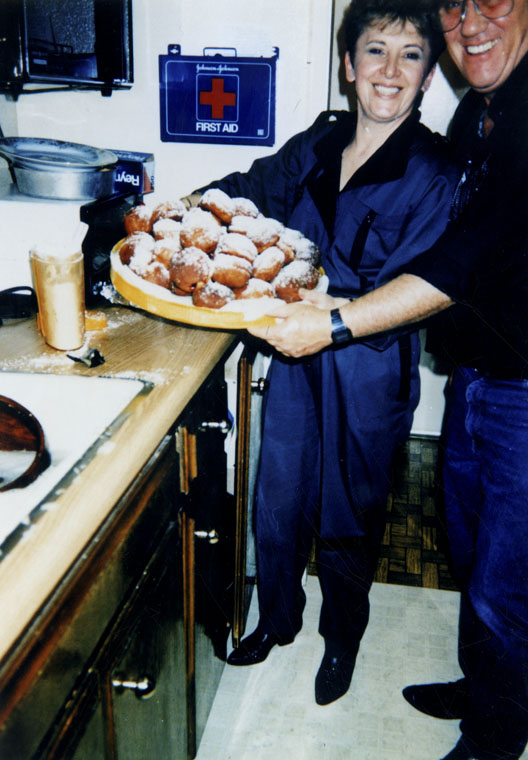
left=0, top=307, right=236, bottom=664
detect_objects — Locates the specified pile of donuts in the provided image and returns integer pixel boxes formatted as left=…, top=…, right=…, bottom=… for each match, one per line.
left=117, top=188, right=321, bottom=309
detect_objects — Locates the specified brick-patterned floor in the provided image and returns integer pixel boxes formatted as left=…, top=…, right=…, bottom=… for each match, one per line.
left=375, top=436, right=459, bottom=591
left=307, top=436, right=459, bottom=591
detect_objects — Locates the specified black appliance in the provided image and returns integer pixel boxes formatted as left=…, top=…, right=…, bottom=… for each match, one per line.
left=81, top=191, right=141, bottom=307
left=0, top=0, right=133, bottom=98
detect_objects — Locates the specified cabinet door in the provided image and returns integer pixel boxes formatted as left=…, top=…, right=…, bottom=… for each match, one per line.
left=28, top=437, right=186, bottom=760
left=110, top=520, right=187, bottom=760
left=176, top=365, right=234, bottom=758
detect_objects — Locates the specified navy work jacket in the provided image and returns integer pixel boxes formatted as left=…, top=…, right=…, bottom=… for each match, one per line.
left=208, top=108, right=458, bottom=350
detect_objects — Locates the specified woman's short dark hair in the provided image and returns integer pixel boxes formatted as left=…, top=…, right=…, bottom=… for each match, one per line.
left=344, top=0, right=445, bottom=70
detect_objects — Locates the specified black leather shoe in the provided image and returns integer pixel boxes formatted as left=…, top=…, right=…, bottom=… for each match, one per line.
left=402, top=678, right=469, bottom=720
left=315, top=648, right=357, bottom=705
left=227, top=627, right=290, bottom=666
left=439, top=738, right=476, bottom=759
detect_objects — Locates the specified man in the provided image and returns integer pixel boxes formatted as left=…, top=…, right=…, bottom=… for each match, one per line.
left=250, top=0, right=528, bottom=758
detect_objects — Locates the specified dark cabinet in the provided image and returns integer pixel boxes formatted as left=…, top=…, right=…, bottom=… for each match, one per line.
left=110, top=518, right=187, bottom=760
left=0, top=354, right=243, bottom=760
left=176, top=364, right=235, bottom=758
left=14, top=434, right=186, bottom=760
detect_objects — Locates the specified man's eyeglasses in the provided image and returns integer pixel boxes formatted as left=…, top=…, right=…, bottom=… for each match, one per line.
left=440, top=0, right=514, bottom=31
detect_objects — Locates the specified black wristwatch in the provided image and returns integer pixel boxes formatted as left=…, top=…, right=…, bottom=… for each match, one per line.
left=330, top=308, right=353, bottom=345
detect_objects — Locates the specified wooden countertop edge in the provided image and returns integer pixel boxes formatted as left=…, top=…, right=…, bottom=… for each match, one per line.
left=0, top=311, right=237, bottom=664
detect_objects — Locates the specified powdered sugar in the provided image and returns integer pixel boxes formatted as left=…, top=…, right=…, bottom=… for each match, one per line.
left=152, top=218, right=181, bottom=240
left=128, top=234, right=156, bottom=276
left=232, top=197, right=259, bottom=217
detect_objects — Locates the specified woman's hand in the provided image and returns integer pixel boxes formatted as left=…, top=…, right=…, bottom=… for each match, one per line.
left=247, top=290, right=346, bottom=357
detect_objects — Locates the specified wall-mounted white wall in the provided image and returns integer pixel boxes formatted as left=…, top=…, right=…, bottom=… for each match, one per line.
left=11, top=0, right=333, bottom=200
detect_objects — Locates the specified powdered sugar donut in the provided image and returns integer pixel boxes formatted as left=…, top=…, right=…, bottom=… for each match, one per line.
left=276, top=239, right=295, bottom=264
left=151, top=199, right=187, bottom=224
left=123, top=205, right=153, bottom=235
left=152, top=217, right=181, bottom=241
left=199, top=188, right=236, bottom=224
left=228, top=215, right=283, bottom=252
left=180, top=207, right=222, bottom=253
left=253, top=246, right=285, bottom=281
left=232, top=197, right=259, bottom=217
left=142, top=260, right=171, bottom=289
left=234, top=278, right=275, bottom=299
left=294, top=236, right=321, bottom=267
left=213, top=253, right=252, bottom=288
left=193, top=280, right=235, bottom=309
left=272, top=260, right=320, bottom=303
left=169, top=246, right=213, bottom=293
left=119, top=232, right=155, bottom=268
left=153, top=237, right=181, bottom=267
left=215, top=231, right=258, bottom=263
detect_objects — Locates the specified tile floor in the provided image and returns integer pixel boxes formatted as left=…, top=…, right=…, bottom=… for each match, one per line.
left=195, top=435, right=528, bottom=760
left=197, top=577, right=468, bottom=760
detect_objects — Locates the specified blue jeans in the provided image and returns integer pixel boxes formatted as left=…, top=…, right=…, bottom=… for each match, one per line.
left=443, top=367, right=528, bottom=760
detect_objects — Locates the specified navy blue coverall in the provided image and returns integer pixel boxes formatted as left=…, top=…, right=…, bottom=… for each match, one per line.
left=210, top=109, right=459, bottom=653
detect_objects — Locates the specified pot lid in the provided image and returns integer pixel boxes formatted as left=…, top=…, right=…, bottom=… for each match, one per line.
left=0, top=137, right=117, bottom=172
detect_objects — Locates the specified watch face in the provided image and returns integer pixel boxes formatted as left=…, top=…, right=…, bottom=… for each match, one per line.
left=332, top=325, right=350, bottom=344
left=331, top=309, right=353, bottom=344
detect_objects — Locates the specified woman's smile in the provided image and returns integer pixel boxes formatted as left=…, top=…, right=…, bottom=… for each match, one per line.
left=373, top=83, right=402, bottom=96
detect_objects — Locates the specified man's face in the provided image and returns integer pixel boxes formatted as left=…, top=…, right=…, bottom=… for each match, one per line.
left=444, top=0, right=528, bottom=94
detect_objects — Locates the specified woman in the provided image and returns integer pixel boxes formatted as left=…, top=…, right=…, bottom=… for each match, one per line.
left=202, top=0, right=459, bottom=706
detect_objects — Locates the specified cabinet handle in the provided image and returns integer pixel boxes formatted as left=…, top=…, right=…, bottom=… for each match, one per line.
left=111, top=673, right=156, bottom=699
left=194, top=529, right=220, bottom=544
left=198, top=419, right=232, bottom=434
left=251, top=377, right=269, bottom=394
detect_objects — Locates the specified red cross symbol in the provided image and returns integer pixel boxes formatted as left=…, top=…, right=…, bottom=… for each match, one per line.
left=199, top=78, right=236, bottom=120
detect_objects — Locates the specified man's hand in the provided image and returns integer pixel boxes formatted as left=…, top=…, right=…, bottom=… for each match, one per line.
left=247, top=274, right=452, bottom=358
left=247, top=290, right=345, bottom=357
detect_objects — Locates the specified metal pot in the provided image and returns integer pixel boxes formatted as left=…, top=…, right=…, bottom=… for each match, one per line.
left=10, top=163, right=116, bottom=200
left=0, top=137, right=118, bottom=201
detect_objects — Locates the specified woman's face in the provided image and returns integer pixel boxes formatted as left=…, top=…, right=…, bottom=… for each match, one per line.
left=346, top=19, right=433, bottom=127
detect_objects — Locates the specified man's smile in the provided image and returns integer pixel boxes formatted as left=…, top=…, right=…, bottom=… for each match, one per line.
left=466, top=38, right=500, bottom=55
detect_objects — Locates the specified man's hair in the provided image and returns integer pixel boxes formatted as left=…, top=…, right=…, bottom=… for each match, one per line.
left=344, top=0, right=446, bottom=70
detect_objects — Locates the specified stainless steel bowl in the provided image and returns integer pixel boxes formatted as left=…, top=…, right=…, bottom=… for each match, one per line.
left=0, top=137, right=118, bottom=200
left=10, top=164, right=116, bottom=200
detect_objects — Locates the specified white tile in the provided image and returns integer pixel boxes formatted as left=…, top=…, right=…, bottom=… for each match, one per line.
left=196, top=578, right=528, bottom=760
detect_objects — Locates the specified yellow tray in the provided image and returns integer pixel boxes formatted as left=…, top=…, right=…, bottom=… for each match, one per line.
left=110, top=244, right=282, bottom=330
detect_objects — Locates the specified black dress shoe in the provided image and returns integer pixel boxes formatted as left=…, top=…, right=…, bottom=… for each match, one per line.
left=227, top=627, right=290, bottom=666
left=439, top=738, right=476, bottom=759
left=402, top=678, right=469, bottom=719
left=315, top=648, right=357, bottom=705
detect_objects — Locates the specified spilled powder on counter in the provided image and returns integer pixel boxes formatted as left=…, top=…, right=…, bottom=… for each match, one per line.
left=101, top=306, right=144, bottom=330
left=111, top=369, right=170, bottom=386
left=1, top=352, right=73, bottom=372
